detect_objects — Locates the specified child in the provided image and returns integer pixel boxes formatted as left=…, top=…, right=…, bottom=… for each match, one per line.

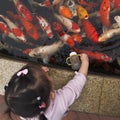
left=4, top=53, right=89, bottom=120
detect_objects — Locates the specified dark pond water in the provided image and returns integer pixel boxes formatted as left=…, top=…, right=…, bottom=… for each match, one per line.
left=0, top=0, right=120, bottom=76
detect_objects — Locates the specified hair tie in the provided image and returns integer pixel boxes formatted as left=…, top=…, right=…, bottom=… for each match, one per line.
left=17, top=69, right=28, bottom=76
left=39, top=102, right=46, bottom=109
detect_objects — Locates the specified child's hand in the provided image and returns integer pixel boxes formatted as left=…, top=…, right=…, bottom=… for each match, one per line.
left=78, top=53, right=89, bottom=76
left=41, top=66, right=49, bottom=72
left=80, top=53, right=89, bottom=63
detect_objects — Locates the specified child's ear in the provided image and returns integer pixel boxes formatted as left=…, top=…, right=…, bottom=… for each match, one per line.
left=50, top=91, right=55, bottom=100
left=41, top=66, right=49, bottom=72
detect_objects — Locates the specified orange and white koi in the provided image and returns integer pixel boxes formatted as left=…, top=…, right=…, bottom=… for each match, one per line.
left=53, top=22, right=75, bottom=47
left=71, top=33, right=82, bottom=43
left=99, top=0, right=111, bottom=27
left=0, top=14, right=26, bottom=42
left=81, top=19, right=99, bottom=43
left=54, top=14, right=80, bottom=33
left=0, top=21, right=17, bottom=40
left=76, top=4, right=89, bottom=20
left=98, top=28, right=120, bottom=42
left=66, top=0, right=77, bottom=17
left=7, top=11, right=40, bottom=40
left=36, top=15, right=53, bottom=39
left=23, top=40, right=64, bottom=63
left=13, top=0, right=33, bottom=21
left=114, top=16, right=120, bottom=28
left=58, top=5, right=73, bottom=19
left=73, top=48, right=112, bottom=62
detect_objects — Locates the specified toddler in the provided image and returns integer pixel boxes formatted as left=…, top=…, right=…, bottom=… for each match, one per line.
left=4, top=53, right=89, bottom=120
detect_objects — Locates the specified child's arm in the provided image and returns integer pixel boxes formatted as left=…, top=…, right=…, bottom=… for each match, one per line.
left=78, top=53, right=89, bottom=77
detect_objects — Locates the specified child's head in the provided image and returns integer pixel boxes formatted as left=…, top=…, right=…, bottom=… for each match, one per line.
left=4, top=64, right=52, bottom=119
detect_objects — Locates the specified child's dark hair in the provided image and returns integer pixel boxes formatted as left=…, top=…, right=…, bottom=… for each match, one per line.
left=4, top=64, right=52, bottom=120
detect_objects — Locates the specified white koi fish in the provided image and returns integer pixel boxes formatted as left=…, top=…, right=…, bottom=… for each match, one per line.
left=54, top=14, right=80, bottom=33
left=36, top=15, right=53, bottom=38
left=13, top=0, right=33, bottom=21
left=23, top=40, right=64, bottom=63
left=98, top=28, right=120, bottom=42
left=0, top=14, right=26, bottom=42
left=114, top=16, right=120, bottom=28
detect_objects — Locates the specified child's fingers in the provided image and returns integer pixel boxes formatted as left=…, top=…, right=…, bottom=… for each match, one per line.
left=41, top=66, right=49, bottom=72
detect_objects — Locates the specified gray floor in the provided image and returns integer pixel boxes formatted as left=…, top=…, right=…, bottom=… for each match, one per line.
left=0, top=58, right=120, bottom=117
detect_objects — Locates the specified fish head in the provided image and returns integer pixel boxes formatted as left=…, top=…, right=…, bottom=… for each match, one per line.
left=76, top=5, right=89, bottom=20
left=71, top=22, right=80, bottom=33
left=114, top=16, right=120, bottom=23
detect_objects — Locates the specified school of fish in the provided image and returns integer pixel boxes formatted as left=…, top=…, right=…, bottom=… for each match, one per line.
left=0, top=0, right=120, bottom=73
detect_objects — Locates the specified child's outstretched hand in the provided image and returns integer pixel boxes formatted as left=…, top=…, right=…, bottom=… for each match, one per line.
left=80, top=53, right=89, bottom=63
left=78, top=53, right=89, bottom=76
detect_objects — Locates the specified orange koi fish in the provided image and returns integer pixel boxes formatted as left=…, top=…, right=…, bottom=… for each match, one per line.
left=23, top=40, right=64, bottom=64
left=81, top=19, right=99, bottom=43
left=110, top=0, right=120, bottom=10
left=58, top=6, right=73, bottom=19
left=0, top=21, right=17, bottom=40
left=71, top=34, right=82, bottom=43
left=73, top=48, right=112, bottom=62
left=7, top=11, right=40, bottom=40
left=99, top=0, right=111, bottom=27
left=76, top=4, right=89, bottom=19
left=13, top=0, right=33, bottom=21
left=0, top=14, right=26, bottom=42
left=113, top=0, right=120, bottom=10
left=53, top=22, right=75, bottom=47
left=54, top=14, right=80, bottom=33
left=36, top=15, right=53, bottom=39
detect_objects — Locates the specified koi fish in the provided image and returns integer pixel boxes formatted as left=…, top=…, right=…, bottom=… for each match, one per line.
left=54, top=14, right=80, bottom=33
left=66, top=0, right=77, bottom=17
left=12, top=0, right=33, bottom=22
left=71, top=33, right=82, bottom=43
left=0, top=21, right=17, bottom=40
left=110, top=0, right=120, bottom=10
left=53, top=22, right=75, bottom=47
left=23, top=40, right=64, bottom=63
left=58, top=6, right=73, bottom=19
left=114, top=16, right=120, bottom=28
left=7, top=11, right=40, bottom=40
left=98, top=28, right=120, bottom=42
left=99, top=0, right=111, bottom=27
left=78, top=0, right=98, bottom=10
left=29, top=0, right=51, bottom=7
left=73, top=48, right=112, bottom=62
left=81, top=19, right=99, bottom=43
left=76, top=4, right=89, bottom=20
left=0, top=14, right=26, bottom=42
left=36, top=15, right=53, bottom=39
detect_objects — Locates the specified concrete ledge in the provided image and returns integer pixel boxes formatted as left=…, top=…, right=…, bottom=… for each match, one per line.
left=0, top=58, right=120, bottom=117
